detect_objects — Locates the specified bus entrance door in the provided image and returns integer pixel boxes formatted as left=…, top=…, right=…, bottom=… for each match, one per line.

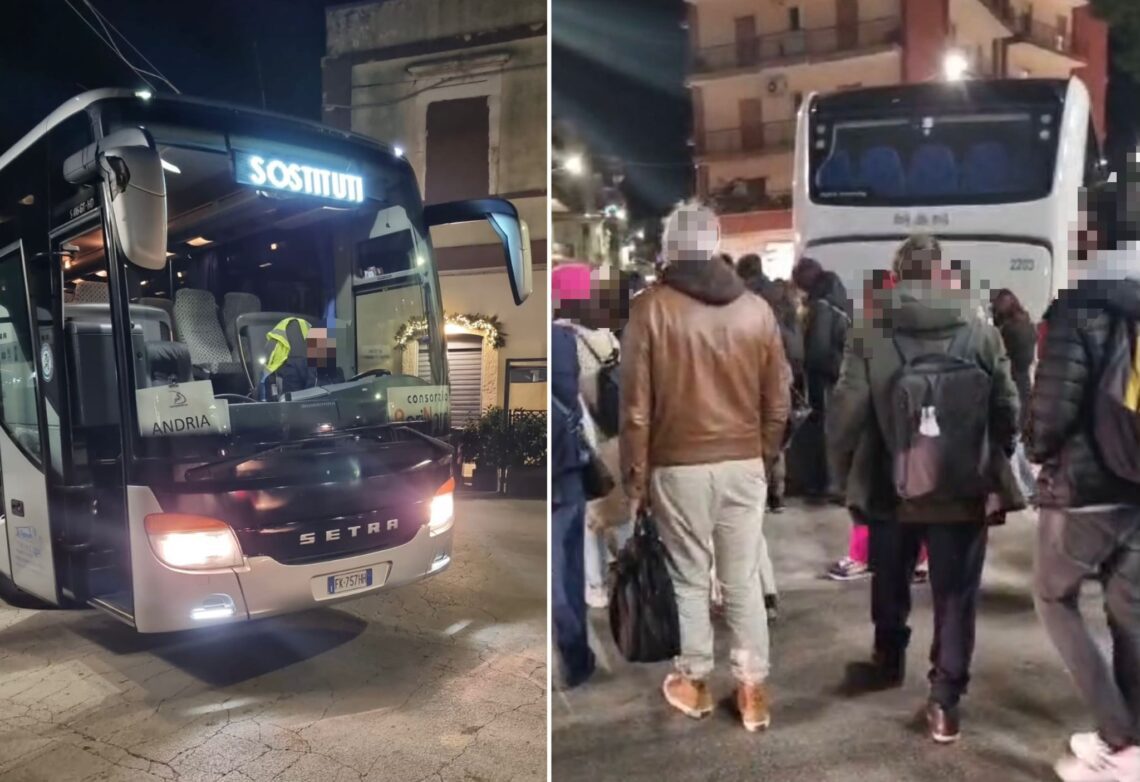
left=0, top=241, right=58, bottom=605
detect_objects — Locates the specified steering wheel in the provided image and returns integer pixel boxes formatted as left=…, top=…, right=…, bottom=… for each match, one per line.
left=350, top=368, right=391, bottom=382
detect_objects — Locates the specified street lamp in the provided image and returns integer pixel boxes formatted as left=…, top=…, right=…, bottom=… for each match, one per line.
left=564, top=154, right=585, bottom=176
left=943, top=50, right=970, bottom=82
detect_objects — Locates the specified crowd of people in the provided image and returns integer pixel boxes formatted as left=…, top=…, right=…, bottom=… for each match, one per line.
left=552, top=196, right=1140, bottom=781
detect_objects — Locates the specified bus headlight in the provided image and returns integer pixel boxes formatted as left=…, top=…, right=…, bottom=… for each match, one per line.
left=144, top=514, right=244, bottom=570
left=429, top=478, right=455, bottom=537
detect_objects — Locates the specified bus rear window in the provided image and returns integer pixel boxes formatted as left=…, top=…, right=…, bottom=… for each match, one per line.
left=809, top=109, right=1060, bottom=206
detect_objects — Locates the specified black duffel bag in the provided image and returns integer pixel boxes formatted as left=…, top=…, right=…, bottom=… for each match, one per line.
left=608, top=511, right=680, bottom=663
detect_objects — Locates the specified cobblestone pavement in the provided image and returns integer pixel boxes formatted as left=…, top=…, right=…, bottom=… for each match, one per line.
left=554, top=503, right=1104, bottom=782
left=0, top=498, right=547, bottom=782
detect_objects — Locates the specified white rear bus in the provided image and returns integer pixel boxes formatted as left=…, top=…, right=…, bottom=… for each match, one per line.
left=794, top=77, right=1104, bottom=318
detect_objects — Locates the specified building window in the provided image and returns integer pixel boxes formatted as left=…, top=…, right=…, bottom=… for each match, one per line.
left=793, top=92, right=804, bottom=111
left=425, top=97, right=490, bottom=204
left=788, top=7, right=801, bottom=31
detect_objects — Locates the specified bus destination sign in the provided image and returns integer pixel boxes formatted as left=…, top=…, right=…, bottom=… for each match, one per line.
left=234, top=152, right=365, bottom=204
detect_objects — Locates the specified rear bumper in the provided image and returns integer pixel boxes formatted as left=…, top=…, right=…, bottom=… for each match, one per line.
left=127, top=495, right=452, bottom=633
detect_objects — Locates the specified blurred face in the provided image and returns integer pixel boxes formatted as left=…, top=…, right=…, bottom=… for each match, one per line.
left=306, top=328, right=335, bottom=368
left=558, top=270, right=627, bottom=331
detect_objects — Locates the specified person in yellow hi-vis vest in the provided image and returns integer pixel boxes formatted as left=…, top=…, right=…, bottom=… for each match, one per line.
left=260, top=317, right=345, bottom=400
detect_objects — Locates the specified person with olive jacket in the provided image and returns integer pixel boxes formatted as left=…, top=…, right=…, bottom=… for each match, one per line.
left=827, top=235, right=1019, bottom=745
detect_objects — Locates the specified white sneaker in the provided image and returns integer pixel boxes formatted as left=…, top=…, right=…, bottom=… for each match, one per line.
left=1071, top=733, right=1110, bottom=765
left=1055, top=743, right=1140, bottom=782
left=585, top=585, right=609, bottom=609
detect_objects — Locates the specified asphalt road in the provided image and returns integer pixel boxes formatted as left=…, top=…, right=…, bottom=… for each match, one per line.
left=0, top=497, right=547, bottom=782
left=553, top=503, right=1107, bottom=782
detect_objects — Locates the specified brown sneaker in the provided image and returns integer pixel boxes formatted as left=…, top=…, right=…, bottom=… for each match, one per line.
left=736, top=682, right=771, bottom=732
left=926, top=701, right=960, bottom=744
left=662, top=672, right=713, bottom=719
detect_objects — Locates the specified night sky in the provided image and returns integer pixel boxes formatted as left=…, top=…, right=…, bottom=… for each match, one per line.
left=552, top=0, right=691, bottom=220
left=0, top=0, right=334, bottom=150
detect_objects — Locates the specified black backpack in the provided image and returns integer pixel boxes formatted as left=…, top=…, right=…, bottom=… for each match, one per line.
left=578, top=333, right=621, bottom=438
left=886, top=326, right=993, bottom=503
left=1093, top=317, right=1140, bottom=484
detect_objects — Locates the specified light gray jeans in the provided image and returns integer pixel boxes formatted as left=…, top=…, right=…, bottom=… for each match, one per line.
left=651, top=458, right=770, bottom=684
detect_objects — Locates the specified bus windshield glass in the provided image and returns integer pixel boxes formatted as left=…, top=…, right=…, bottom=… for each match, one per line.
left=809, top=100, right=1062, bottom=206
left=67, top=120, right=446, bottom=467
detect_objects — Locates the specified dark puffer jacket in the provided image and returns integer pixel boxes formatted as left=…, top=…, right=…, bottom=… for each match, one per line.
left=804, top=271, right=852, bottom=381
left=747, top=274, right=804, bottom=379
left=1026, top=278, right=1140, bottom=508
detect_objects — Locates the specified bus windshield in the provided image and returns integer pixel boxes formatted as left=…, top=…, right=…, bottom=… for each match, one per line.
left=66, top=125, right=446, bottom=468
left=809, top=100, right=1061, bottom=206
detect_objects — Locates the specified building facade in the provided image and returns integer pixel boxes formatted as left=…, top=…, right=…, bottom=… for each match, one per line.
left=322, top=0, right=548, bottom=419
left=687, top=0, right=1107, bottom=273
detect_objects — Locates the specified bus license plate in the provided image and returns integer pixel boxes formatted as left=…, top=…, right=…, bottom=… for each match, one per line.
left=327, top=568, right=373, bottom=595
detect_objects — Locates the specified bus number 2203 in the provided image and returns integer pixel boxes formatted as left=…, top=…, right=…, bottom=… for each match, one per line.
left=1010, top=258, right=1035, bottom=271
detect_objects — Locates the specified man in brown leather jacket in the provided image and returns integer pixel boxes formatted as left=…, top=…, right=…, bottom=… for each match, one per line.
left=620, top=203, right=791, bottom=733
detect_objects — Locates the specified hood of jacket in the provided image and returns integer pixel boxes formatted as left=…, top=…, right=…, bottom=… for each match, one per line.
left=882, top=280, right=974, bottom=334
left=809, top=270, right=851, bottom=313
left=662, top=258, right=745, bottom=305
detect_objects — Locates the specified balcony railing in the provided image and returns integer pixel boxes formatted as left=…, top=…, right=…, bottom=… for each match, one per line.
left=698, top=121, right=795, bottom=157
left=1014, top=16, right=1079, bottom=57
left=977, top=1, right=1080, bottom=58
left=708, top=188, right=792, bottom=215
left=692, top=17, right=900, bottom=75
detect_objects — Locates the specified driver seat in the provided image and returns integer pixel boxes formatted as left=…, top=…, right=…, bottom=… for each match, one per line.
left=235, top=311, right=311, bottom=389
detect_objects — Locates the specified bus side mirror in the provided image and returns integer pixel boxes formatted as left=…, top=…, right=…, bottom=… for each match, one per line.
left=64, top=128, right=168, bottom=271
left=424, top=198, right=533, bottom=305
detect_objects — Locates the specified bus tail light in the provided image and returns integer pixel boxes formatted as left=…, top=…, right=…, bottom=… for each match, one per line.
left=429, top=478, right=455, bottom=537
left=144, top=514, right=244, bottom=570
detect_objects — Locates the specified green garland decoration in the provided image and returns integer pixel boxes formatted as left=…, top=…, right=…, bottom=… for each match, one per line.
left=394, top=312, right=507, bottom=349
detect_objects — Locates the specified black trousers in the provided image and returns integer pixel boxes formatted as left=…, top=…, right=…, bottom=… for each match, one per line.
left=869, top=521, right=989, bottom=708
left=805, top=371, right=836, bottom=496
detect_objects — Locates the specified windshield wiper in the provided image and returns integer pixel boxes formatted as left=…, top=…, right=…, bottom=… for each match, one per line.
left=395, top=425, right=454, bottom=456
left=182, top=422, right=452, bottom=482
left=183, top=431, right=373, bottom=482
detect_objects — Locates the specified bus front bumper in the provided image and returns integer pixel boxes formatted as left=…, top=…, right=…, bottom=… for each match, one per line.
left=130, top=523, right=453, bottom=633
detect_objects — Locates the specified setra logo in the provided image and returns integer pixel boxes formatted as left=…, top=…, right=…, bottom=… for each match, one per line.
left=299, top=518, right=399, bottom=545
left=171, top=391, right=188, bottom=408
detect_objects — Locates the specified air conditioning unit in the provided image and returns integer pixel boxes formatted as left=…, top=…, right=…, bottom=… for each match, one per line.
left=766, top=75, right=788, bottom=97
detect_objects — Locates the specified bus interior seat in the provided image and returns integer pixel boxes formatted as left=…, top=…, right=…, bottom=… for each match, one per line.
left=222, top=292, right=261, bottom=353
left=145, top=340, right=193, bottom=386
left=73, top=280, right=110, bottom=304
left=907, top=144, right=959, bottom=198
left=961, top=142, right=1011, bottom=195
left=139, top=297, right=177, bottom=339
left=64, top=318, right=149, bottom=428
left=858, top=146, right=906, bottom=198
left=1006, top=147, right=1039, bottom=192
left=235, top=311, right=311, bottom=389
left=817, top=151, right=855, bottom=191
left=173, top=288, right=248, bottom=391
left=63, top=290, right=75, bottom=304
left=66, top=303, right=173, bottom=343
